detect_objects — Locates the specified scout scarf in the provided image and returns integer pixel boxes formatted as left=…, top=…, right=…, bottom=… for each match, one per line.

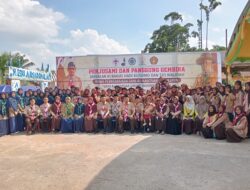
left=124, top=104, right=128, bottom=122
left=174, top=102, right=180, bottom=113
left=55, top=102, right=61, bottom=115
left=30, top=105, right=36, bottom=121
left=65, top=103, right=74, bottom=117
left=88, top=103, right=95, bottom=115
left=1, top=99, right=7, bottom=116
left=43, top=104, right=50, bottom=118
left=232, top=113, right=245, bottom=126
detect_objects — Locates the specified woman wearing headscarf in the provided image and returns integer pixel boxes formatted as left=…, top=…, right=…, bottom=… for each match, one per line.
left=224, top=85, right=235, bottom=122
left=202, top=105, right=217, bottom=138
left=218, top=85, right=226, bottom=104
left=183, top=95, right=196, bottom=134
left=211, top=105, right=229, bottom=140
left=7, top=91, right=19, bottom=134
left=209, top=87, right=221, bottom=112
left=225, top=106, right=248, bottom=143
left=194, top=96, right=208, bottom=134
left=243, top=82, right=250, bottom=137
left=166, top=96, right=182, bottom=135
left=24, top=91, right=31, bottom=106
left=234, top=81, right=244, bottom=107
left=51, top=96, right=62, bottom=132
left=73, top=97, right=85, bottom=133
left=0, top=93, right=9, bottom=136
left=16, top=88, right=25, bottom=132
left=60, top=97, right=75, bottom=133
left=84, top=97, right=98, bottom=133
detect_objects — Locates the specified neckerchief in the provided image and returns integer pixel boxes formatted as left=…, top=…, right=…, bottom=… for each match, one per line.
left=0, top=99, right=7, bottom=116
left=30, top=105, right=36, bottom=121
left=75, top=103, right=83, bottom=115
left=43, top=103, right=50, bottom=118
left=55, top=102, right=61, bottom=115
left=124, top=103, right=128, bottom=121
left=88, top=103, right=95, bottom=115
left=159, top=103, right=166, bottom=114
left=65, top=103, right=73, bottom=117
left=232, top=113, right=245, bottom=126
left=174, top=103, right=180, bottom=113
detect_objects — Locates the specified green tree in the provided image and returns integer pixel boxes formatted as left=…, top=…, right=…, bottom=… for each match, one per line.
left=164, top=12, right=183, bottom=25
left=200, top=0, right=222, bottom=50
left=144, top=13, right=196, bottom=53
left=211, top=45, right=226, bottom=51
left=0, top=52, right=34, bottom=83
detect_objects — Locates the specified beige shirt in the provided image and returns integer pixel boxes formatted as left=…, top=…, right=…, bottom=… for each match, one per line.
left=97, top=102, right=110, bottom=116
left=232, top=116, right=248, bottom=139
left=144, top=103, right=155, bottom=115
left=224, top=93, right=235, bottom=113
left=120, top=102, right=135, bottom=116
left=24, top=105, right=41, bottom=118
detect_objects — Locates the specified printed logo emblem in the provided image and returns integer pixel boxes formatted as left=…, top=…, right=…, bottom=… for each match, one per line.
left=128, top=57, right=136, bottom=65
left=113, top=58, right=119, bottom=66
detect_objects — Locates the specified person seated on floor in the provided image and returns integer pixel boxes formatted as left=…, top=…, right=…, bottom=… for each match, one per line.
left=225, top=106, right=248, bottom=143
left=202, top=105, right=217, bottom=139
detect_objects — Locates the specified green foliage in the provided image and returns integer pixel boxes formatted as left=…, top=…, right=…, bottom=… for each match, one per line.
left=0, top=52, right=32, bottom=83
left=200, top=0, right=222, bottom=50
left=144, top=12, right=196, bottom=53
left=211, top=45, right=226, bottom=51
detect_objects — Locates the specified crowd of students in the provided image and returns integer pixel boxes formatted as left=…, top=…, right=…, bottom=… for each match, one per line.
left=0, top=77, right=249, bottom=143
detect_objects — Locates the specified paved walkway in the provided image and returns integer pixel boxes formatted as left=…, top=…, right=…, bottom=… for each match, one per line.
left=0, top=134, right=250, bottom=190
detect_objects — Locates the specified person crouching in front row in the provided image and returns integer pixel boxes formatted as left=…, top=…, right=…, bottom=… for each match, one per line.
left=202, top=105, right=217, bottom=139
left=24, top=98, right=41, bottom=135
left=225, top=106, right=248, bottom=143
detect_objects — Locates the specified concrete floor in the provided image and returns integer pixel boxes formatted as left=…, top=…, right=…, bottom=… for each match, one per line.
left=0, top=134, right=250, bottom=190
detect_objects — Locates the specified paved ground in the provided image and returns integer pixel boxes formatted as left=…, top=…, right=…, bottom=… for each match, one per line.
left=0, top=134, right=250, bottom=190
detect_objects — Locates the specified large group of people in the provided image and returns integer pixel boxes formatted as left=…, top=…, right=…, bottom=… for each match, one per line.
left=0, top=77, right=249, bottom=143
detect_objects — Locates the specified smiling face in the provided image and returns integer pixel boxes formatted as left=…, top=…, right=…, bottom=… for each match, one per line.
left=1, top=93, right=6, bottom=99
left=245, top=83, right=250, bottom=91
left=30, top=99, right=35, bottom=106
left=235, top=107, right=242, bottom=115
left=44, top=97, right=49, bottom=104
left=67, top=67, right=76, bottom=77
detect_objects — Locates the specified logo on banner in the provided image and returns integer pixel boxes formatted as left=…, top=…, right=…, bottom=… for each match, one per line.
left=150, top=56, right=158, bottom=65
left=11, top=80, right=20, bottom=92
left=121, top=58, right=126, bottom=66
left=128, top=57, right=136, bottom=65
left=113, top=58, right=119, bottom=66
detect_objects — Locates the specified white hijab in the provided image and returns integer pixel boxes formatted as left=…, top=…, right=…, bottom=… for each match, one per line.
left=184, top=95, right=195, bottom=110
